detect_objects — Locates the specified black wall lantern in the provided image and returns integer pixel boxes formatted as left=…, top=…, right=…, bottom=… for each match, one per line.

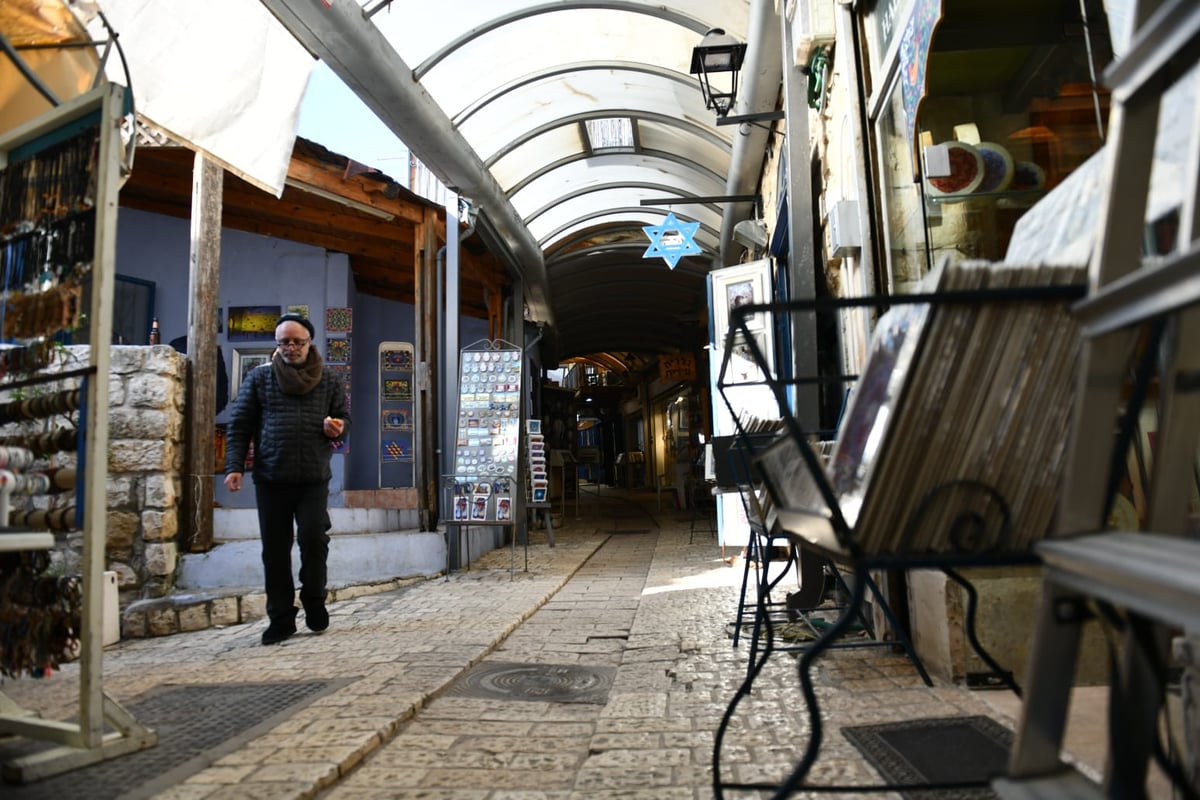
left=689, top=28, right=747, bottom=118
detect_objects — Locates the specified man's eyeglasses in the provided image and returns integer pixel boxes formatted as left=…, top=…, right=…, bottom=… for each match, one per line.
left=276, top=338, right=310, bottom=348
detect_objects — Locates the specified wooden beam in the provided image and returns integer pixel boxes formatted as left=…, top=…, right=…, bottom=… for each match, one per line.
left=183, top=154, right=222, bottom=552
left=414, top=208, right=438, bottom=530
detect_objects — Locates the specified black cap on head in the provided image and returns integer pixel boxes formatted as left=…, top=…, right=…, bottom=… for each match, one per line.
left=276, top=313, right=315, bottom=340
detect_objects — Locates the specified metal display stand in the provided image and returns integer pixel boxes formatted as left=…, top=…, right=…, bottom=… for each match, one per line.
left=525, top=419, right=553, bottom=547
left=709, top=263, right=1089, bottom=799
left=442, top=339, right=524, bottom=575
left=0, top=86, right=156, bottom=782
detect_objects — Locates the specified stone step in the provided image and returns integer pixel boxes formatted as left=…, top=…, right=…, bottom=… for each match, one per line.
left=121, top=572, right=428, bottom=639
left=178, top=529, right=446, bottom=590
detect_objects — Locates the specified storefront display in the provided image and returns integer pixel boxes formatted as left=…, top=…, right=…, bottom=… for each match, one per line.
left=865, top=0, right=1114, bottom=285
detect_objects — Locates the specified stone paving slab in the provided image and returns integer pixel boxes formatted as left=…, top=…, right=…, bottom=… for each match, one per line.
left=0, top=522, right=609, bottom=799
left=0, top=487, right=1125, bottom=799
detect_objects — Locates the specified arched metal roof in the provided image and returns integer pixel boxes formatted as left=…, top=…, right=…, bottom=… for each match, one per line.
left=267, top=0, right=768, bottom=363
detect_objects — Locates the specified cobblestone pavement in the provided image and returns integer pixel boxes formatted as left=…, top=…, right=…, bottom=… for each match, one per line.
left=1, top=485, right=1110, bottom=799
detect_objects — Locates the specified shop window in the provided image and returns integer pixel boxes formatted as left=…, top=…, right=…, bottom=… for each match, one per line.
left=870, top=0, right=1114, bottom=280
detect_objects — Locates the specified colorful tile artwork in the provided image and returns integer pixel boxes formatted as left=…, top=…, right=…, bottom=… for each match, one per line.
left=325, top=307, right=353, bottom=333
left=381, top=439, right=410, bottom=462
left=381, top=348, right=413, bottom=371
left=383, top=377, right=412, bottom=400
left=326, top=337, right=351, bottom=364
left=382, top=408, right=411, bottom=430
left=328, top=364, right=351, bottom=391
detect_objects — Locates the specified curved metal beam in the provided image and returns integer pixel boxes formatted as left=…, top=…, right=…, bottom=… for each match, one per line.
left=506, top=144, right=728, bottom=201
left=258, top=0, right=554, bottom=324
left=536, top=207, right=719, bottom=249
left=412, top=0, right=728, bottom=78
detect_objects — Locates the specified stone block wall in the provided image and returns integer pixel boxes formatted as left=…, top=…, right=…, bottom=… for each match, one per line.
left=7, top=345, right=186, bottom=605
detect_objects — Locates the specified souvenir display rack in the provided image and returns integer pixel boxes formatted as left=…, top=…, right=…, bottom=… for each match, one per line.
left=709, top=258, right=1089, bottom=798
left=443, top=339, right=524, bottom=573
left=378, top=341, right=415, bottom=487
left=524, top=419, right=554, bottom=546
left=0, top=85, right=156, bottom=782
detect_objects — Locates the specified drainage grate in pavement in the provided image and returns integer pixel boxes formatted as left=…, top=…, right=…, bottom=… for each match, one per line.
left=611, top=527, right=653, bottom=535
left=0, top=679, right=350, bottom=800
left=448, top=661, right=616, bottom=704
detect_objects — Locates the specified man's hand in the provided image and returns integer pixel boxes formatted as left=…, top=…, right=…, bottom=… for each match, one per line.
left=224, top=472, right=243, bottom=492
left=324, top=417, right=345, bottom=438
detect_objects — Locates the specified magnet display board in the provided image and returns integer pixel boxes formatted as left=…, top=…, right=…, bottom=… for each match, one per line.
left=447, top=340, right=522, bottom=524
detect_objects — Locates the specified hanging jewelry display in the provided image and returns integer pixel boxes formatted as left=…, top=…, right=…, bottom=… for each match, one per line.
left=0, top=121, right=98, bottom=677
left=0, top=550, right=82, bottom=678
left=0, top=123, right=99, bottom=376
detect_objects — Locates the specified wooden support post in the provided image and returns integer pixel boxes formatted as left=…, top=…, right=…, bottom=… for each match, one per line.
left=414, top=208, right=439, bottom=530
left=183, top=153, right=223, bottom=552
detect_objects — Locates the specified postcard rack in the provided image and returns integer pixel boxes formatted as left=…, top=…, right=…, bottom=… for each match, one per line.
left=0, top=85, right=156, bottom=783
left=711, top=258, right=1090, bottom=799
left=443, top=339, right=525, bottom=576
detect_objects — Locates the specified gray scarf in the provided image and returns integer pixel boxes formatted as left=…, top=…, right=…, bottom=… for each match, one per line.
left=272, top=347, right=324, bottom=395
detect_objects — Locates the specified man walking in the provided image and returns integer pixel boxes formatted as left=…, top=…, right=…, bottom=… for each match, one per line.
left=224, top=313, right=350, bottom=645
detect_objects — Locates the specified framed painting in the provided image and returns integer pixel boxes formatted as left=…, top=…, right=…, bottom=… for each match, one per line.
left=228, top=305, right=281, bottom=341
left=213, top=424, right=227, bottom=474
left=710, top=260, right=770, bottom=342
left=232, top=346, right=274, bottom=399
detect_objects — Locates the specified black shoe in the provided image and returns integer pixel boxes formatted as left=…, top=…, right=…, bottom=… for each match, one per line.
left=261, top=617, right=296, bottom=645
left=304, top=602, right=329, bottom=633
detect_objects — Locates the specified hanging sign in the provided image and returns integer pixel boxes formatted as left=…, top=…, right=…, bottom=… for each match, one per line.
left=659, top=353, right=697, bottom=383
left=642, top=211, right=702, bottom=269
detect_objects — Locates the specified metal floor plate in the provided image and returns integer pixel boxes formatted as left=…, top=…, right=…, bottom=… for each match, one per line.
left=447, top=661, right=616, bottom=704
left=0, top=679, right=349, bottom=799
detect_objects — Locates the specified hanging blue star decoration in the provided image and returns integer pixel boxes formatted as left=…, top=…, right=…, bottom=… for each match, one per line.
left=642, top=211, right=702, bottom=269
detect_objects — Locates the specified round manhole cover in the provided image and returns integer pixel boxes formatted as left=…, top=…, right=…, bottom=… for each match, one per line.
left=449, top=662, right=615, bottom=704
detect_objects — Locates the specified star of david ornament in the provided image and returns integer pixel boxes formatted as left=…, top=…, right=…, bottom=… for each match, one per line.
left=643, top=211, right=702, bottom=269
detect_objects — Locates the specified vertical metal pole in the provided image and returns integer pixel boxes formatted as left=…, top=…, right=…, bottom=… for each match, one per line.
left=441, top=194, right=461, bottom=569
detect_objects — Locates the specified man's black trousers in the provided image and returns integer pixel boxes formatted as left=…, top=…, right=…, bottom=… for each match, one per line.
left=254, top=480, right=331, bottom=622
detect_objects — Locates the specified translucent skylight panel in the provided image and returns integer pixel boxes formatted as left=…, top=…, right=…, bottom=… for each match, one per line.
left=585, top=118, right=634, bottom=151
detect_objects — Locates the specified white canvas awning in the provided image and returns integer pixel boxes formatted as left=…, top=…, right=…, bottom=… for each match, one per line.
left=1, top=0, right=313, bottom=196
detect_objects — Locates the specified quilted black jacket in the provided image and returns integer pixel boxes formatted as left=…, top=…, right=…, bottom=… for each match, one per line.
left=224, top=362, right=350, bottom=484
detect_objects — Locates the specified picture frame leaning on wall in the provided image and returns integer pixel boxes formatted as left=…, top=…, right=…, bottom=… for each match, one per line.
left=232, top=346, right=275, bottom=400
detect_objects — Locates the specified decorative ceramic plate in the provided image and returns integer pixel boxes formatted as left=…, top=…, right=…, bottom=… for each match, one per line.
left=1010, top=161, right=1047, bottom=191
left=974, top=142, right=1015, bottom=193
left=926, top=141, right=985, bottom=197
